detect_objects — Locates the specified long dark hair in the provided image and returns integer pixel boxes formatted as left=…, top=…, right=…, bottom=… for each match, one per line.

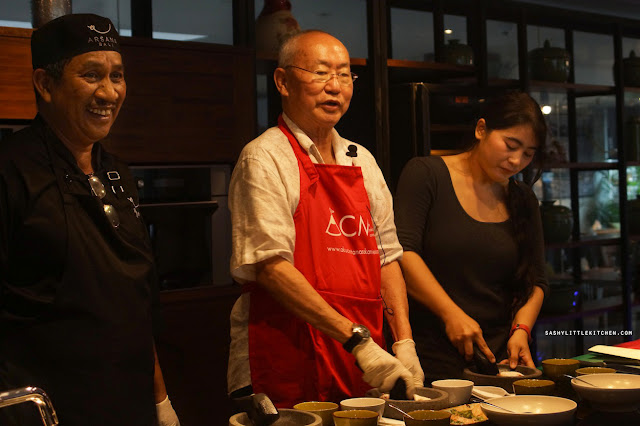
left=474, top=91, right=548, bottom=316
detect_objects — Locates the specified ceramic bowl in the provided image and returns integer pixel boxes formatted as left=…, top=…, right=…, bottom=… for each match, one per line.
left=229, top=408, right=322, bottom=425
left=431, top=379, right=474, bottom=406
left=294, top=401, right=339, bottom=426
left=404, top=409, right=452, bottom=426
left=365, top=387, right=449, bottom=420
left=339, top=397, right=385, bottom=419
left=571, top=373, right=640, bottom=412
left=480, top=395, right=577, bottom=425
left=542, top=358, right=580, bottom=381
left=512, top=379, right=556, bottom=395
left=575, top=367, right=616, bottom=376
left=463, top=364, right=542, bottom=391
left=333, top=410, right=378, bottom=426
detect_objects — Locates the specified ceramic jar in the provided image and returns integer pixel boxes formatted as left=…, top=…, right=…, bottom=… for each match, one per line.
left=442, top=39, right=473, bottom=66
left=623, top=50, right=640, bottom=87
left=31, top=0, right=71, bottom=28
left=540, top=200, right=573, bottom=243
left=528, top=39, right=571, bottom=82
left=255, top=0, right=301, bottom=57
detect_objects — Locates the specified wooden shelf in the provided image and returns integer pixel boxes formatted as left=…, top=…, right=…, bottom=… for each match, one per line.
left=544, top=161, right=619, bottom=170
left=529, top=80, right=615, bottom=96
left=545, top=237, right=621, bottom=249
left=388, top=59, right=476, bottom=83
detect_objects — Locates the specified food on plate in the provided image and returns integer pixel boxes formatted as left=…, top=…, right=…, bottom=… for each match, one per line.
left=446, top=403, right=488, bottom=425
left=497, top=370, right=524, bottom=377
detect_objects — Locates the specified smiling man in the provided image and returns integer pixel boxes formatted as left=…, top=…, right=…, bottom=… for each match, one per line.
left=227, top=30, right=424, bottom=407
left=0, top=14, right=178, bottom=426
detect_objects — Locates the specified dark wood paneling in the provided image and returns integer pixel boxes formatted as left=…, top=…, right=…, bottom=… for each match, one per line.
left=157, top=285, right=241, bottom=426
left=0, top=28, right=256, bottom=165
left=0, top=27, right=37, bottom=120
left=108, top=38, right=256, bottom=164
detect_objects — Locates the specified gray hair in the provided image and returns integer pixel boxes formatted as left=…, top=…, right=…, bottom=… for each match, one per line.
left=277, top=29, right=335, bottom=68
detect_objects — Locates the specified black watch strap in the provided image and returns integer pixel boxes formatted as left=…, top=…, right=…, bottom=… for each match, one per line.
left=342, top=323, right=370, bottom=353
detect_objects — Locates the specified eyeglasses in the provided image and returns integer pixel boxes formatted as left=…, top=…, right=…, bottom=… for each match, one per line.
left=88, top=174, right=120, bottom=228
left=285, top=65, right=358, bottom=86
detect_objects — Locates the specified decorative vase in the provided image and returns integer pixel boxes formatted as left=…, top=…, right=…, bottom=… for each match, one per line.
left=528, top=39, right=570, bottom=82
left=623, top=50, right=640, bottom=87
left=540, top=200, right=573, bottom=243
left=255, top=0, right=301, bottom=57
left=441, top=39, right=473, bottom=66
left=31, top=0, right=71, bottom=28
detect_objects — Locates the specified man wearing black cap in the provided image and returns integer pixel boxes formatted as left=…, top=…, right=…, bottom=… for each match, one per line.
left=0, top=14, right=179, bottom=426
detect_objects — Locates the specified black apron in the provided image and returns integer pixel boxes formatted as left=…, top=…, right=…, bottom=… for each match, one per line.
left=0, top=124, right=157, bottom=426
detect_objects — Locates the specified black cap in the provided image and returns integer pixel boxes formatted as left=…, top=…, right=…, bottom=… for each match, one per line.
left=31, top=13, right=121, bottom=69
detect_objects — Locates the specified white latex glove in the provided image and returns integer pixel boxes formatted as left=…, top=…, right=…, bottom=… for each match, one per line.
left=352, top=337, right=416, bottom=398
left=156, top=395, right=180, bottom=426
left=392, top=339, right=425, bottom=388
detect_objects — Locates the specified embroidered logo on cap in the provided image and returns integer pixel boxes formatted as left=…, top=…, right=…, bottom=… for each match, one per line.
left=87, top=23, right=117, bottom=47
left=88, top=24, right=112, bottom=34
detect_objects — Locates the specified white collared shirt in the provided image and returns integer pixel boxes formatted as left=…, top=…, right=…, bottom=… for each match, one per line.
left=229, top=113, right=402, bottom=283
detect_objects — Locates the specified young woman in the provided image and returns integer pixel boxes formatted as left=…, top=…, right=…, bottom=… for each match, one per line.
left=394, top=91, right=549, bottom=381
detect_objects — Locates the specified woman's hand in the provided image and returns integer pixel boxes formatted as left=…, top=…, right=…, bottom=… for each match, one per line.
left=443, top=310, right=495, bottom=363
left=500, top=329, right=535, bottom=369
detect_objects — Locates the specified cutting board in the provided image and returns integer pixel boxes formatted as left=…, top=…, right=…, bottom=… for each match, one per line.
left=588, top=344, right=640, bottom=363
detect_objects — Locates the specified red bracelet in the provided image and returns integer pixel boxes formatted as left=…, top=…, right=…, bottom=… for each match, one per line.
left=510, top=323, right=532, bottom=342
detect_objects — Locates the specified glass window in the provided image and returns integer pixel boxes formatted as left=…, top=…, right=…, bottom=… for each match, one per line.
left=0, top=0, right=131, bottom=30
left=487, top=20, right=519, bottom=79
left=0, top=1, right=31, bottom=27
left=623, top=37, right=640, bottom=60
left=574, top=31, right=614, bottom=86
left=74, top=0, right=131, bottom=34
left=256, top=0, right=368, bottom=59
left=390, top=8, right=433, bottom=61
left=527, top=25, right=565, bottom=52
left=579, top=170, right=620, bottom=237
left=443, top=14, right=467, bottom=45
left=152, top=0, right=232, bottom=43
left=576, top=95, right=617, bottom=163
left=531, top=90, right=569, bottom=163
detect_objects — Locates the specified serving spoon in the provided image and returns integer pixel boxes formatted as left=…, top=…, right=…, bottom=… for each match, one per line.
left=387, top=403, right=414, bottom=419
left=564, top=374, right=597, bottom=387
left=471, top=397, right=533, bottom=414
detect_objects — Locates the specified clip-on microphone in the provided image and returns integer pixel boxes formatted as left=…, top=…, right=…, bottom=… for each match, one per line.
left=346, top=144, right=358, bottom=157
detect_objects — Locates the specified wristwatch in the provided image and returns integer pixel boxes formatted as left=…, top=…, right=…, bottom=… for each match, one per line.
left=343, top=323, right=371, bottom=353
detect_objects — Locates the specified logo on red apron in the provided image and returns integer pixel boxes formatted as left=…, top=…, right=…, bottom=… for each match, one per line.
left=325, top=207, right=375, bottom=237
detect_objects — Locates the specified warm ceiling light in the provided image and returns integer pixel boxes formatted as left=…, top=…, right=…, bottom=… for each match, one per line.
left=541, top=105, right=552, bottom=115
left=444, top=29, right=453, bottom=34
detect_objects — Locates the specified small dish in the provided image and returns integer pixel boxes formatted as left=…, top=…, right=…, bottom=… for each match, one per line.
left=512, top=379, right=555, bottom=395
left=404, top=409, right=451, bottom=425
left=339, top=397, right=385, bottom=419
left=575, top=367, right=616, bottom=376
left=431, top=379, right=474, bottom=406
left=294, top=401, right=339, bottom=425
left=333, top=409, right=379, bottom=426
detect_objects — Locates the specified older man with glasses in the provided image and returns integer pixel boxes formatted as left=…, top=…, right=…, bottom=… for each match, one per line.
left=0, top=14, right=179, bottom=426
left=227, top=30, right=424, bottom=408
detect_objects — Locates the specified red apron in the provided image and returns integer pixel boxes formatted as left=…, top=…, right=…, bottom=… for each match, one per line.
left=247, top=116, right=384, bottom=407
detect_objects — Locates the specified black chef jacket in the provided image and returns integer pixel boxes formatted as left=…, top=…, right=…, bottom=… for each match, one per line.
left=0, top=115, right=159, bottom=426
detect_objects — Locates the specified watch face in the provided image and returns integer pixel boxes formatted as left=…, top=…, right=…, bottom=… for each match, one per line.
left=353, top=324, right=371, bottom=339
